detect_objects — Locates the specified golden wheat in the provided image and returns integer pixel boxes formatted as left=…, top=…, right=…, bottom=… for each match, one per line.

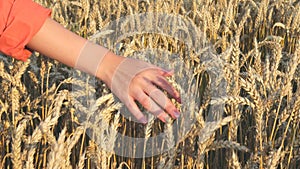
left=0, top=0, right=299, bottom=168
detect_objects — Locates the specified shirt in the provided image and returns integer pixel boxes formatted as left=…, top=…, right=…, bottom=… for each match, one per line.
left=0, top=0, right=51, bottom=61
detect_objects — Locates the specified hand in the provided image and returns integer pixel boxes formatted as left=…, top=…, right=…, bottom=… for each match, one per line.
left=97, top=52, right=181, bottom=124
left=26, top=18, right=181, bottom=123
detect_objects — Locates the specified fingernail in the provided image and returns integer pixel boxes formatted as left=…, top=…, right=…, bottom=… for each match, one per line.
left=174, top=111, right=180, bottom=118
left=140, top=117, right=148, bottom=124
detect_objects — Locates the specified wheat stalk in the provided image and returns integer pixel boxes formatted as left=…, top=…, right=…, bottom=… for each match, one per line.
left=12, top=120, right=27, bottom=168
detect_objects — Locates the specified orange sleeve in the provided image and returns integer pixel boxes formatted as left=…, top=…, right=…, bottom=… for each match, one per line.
left=0, top=0, right=51, bottom=61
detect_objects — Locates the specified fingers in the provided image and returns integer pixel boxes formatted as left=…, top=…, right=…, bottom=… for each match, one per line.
left=125, top=97, right=148, bottom=124
left=144, top=68, right=181, bottom=103
left=143, top=83, right=180, bottom=119
left=157, top=69, right=174, bottom=77
left=153, top=75, right=181, bottom=103
left=134, top=89, right=171, bottom=123
left=124, top=66, right=182, bottom=123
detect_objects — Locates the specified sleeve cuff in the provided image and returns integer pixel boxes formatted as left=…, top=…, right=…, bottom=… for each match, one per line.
left=0, top=0, right=51, bottom=61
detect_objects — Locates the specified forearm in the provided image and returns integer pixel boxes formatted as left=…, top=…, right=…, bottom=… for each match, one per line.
left=26, top=17, right=122, bottom=83
left=27, top=18, right=86, bottom=67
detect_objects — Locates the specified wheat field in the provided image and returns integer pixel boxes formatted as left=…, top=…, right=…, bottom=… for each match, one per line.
left=0, top=0, right=299, bottom=168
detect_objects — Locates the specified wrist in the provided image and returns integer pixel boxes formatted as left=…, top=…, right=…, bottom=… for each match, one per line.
left=74, top=40, right=125, bottom=87
left=75, top=41, right=110, bottom=77
left=96, top=51, right=125, bottom=86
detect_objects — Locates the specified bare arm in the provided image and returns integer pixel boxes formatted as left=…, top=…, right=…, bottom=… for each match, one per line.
left=27, top=18, right=85, bottom=66
left=27, top=18, right=124, bottom=85
left=27, top=18, right=181, bottom=123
